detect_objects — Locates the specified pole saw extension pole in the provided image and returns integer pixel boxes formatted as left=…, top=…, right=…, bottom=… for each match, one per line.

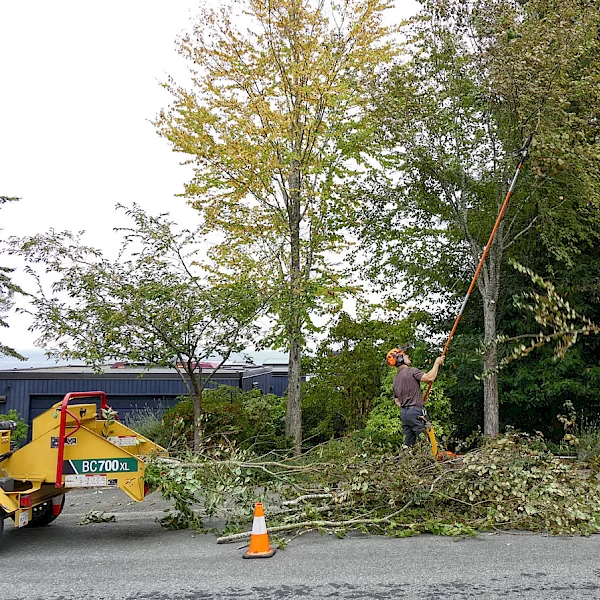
left=423, top=132, right=535, bottom=403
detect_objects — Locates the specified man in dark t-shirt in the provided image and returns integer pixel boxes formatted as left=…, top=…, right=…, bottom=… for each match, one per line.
left=392, top=350, right=445, bottom=446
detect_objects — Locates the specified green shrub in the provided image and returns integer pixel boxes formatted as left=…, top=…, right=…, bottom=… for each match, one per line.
left=575, top=420, right=600, bottom=472
left=302, top=384, right=348, bottom=443
left=360, top=401, right=404, bottom=447
left=545, top=404, right=600, bottom=468
left=241, top=390, right=288, bottom=452
left=362, top=369, right=403, bottom=446
left=158, top=387, right=289, bottom=453
left=0, top=409, right=28, bottom=447
left=301, top=313, right=424, bottom=439
left=363, top=368, right=453, bottom=447
left=123, top=404, right=168, bottom=444
left=159, top=396, right=195, bottom=451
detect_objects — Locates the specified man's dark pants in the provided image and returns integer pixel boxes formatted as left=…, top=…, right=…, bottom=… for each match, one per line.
left=401, top=406, right=425, bottom=447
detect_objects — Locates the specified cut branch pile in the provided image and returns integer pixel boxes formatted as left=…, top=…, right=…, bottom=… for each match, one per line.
left=143, top=432, right=600, bottom=542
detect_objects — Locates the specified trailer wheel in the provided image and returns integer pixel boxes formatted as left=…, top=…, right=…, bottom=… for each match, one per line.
left=25, top=496, right=65, bottom=528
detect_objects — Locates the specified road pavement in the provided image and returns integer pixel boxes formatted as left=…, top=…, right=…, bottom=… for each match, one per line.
left=1, top=488, right=600, bottom=599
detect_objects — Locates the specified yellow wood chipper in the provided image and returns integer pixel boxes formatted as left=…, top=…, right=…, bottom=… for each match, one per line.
left=0, top=391, right=166, bottom=537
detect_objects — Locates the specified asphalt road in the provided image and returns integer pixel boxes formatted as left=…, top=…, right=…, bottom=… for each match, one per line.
left=1, top=489, right=600, bottom=600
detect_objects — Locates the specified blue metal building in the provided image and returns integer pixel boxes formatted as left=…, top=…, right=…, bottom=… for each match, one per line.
left=0, top=362, right=275, bottom=430
left=262, top=359, right=291, bottom=397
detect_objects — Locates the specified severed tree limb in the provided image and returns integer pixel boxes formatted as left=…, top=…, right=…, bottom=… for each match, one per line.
left=155, top=456, right=322, bottom=473
left=282, top=493, right=334, bottom=505
left=216, top=500, right=417, bottom=544
left=216, top=517, right=416, bottom=544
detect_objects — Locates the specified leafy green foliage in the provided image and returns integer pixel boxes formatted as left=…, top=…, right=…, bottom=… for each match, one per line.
left=357, top=0, right=600, bottom=436
left=100, top=406, right=118, bottom=439
left=157, top=397, right=195, bottom=452
left=0, top=408, right=28, bottom=446
left=155, top=0, right=402, bottom=452
left=12, top=204, right=266, bottom=451
left=489, top=257, right=600, bottom=438
left=157, top=388, right=288, bottom=455
left=146, top=431, right=600, bottom=538
left=497, top=261, right=600, bottom=368
left=0, top=196, right=25, bottom=360
left=361, top=396, right=404, bottom=447
left=364, top=366, right=453, bottom=446
left=576, top=424, right=600, bottom=475
left=362, top=367, right=404, bottom=445
left=302, top=312, right=425, bottom=440
left=442, top=432, right=600, bottom=535
left=542, top=405, right=600, bottom=472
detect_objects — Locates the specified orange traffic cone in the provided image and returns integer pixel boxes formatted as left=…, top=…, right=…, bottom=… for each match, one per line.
left=243, top=502, right=276, bottom=559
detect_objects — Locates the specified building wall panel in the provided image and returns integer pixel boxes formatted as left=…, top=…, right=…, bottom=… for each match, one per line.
left=0, top=365, right=283, bottom=433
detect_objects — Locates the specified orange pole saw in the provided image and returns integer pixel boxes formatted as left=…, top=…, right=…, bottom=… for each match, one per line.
left=420, top=133, right=535, bottom=458
left=424, top=132, right=535, bottom=404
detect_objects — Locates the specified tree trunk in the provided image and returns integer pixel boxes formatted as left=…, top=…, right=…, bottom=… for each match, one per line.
left=477, top=233, right=502, bottom=437
left=190, top=373, right=203, bottom=453
left=193, top=394, right=202, bottom=452
left=285, top=164, right=303, bottom=455
left=286, top=337, right=303, bottom=454
left=482, top=299, right=499, bottom=436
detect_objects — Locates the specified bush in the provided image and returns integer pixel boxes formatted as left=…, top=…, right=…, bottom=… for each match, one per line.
left=363, top=368, right=453, bottom=447
left=0, top=409, right=28, bottom=447
left=159, top=396, right=195, bottom=451
left=302, top=385, right=348, bottom=443
left=301, top=312, right=426, bottom=438
left=574, top=419, right=600, bottom=473
left=123, top=404, right=168, bottom=444
left=158, top=387, right=288, bottom=453
left=544, top=403, right=600, bottom=470
left=241, top=390, right=288, bottom=452
left=361, top=368, right=406, bottom=446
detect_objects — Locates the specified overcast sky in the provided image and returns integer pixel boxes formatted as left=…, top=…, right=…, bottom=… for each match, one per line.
left=0, top=0, right=420, bottom=354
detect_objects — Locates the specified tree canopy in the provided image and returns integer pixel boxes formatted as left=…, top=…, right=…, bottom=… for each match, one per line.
left=13, top=204, right=266, bottom=450
left=155, top=0, right=400, bottom=452
left=3, top=0, right=599, bottom=452
left=0, top=196, right=25, bottom=360
left=355, top=0, right=600, bottom=435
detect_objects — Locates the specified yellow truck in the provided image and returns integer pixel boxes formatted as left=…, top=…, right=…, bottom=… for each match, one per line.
left=0, top=391, right=166, bottom=536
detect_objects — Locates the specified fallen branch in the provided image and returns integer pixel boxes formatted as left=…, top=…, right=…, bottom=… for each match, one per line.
left=282, top=493, right=333, bottom=506
left=147, top=432, right=600, bottom=539
left=216, top=516, right=411, bottom=544
left=78, top=510, right=116, bottom=525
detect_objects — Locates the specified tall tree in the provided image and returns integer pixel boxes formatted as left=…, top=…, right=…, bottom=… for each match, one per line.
left=14, top=205, right=265, bottom=451
left=155, top=0, right=399, bottom=452
left=0, top=196, right=25, bottom=360
left=357, top=0, right=600, bottom=436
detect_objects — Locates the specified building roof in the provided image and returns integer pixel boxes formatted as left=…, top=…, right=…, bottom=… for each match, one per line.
left=0, top=362, right=272, bottom=380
